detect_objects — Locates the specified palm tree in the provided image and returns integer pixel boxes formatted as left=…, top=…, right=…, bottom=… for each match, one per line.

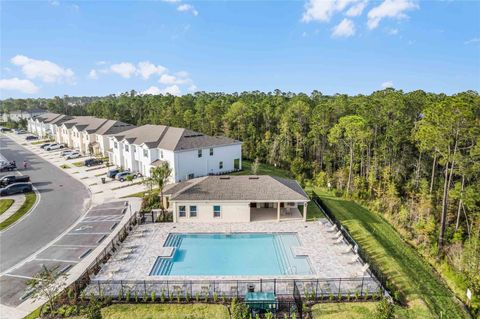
left=150, top=162, right=172, bottom=217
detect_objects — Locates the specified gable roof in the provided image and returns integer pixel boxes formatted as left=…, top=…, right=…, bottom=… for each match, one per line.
left=95, top=120, right=136, bottom=136
left=165, top=175, right=309, bottom=202
left=33, top=112, right=64, bottom=123
left=113, top=124, right=240, bottom=151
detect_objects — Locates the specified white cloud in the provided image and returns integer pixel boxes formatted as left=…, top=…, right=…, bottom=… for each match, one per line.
left=110, top=62, right=136, bottom=78
left=381, top=81, right=394, bottom=88
left=88, top=69, right=98, bottom=80
left=367, top=0, right=418, bottom=29
left=187, top=84, right=197, bottom=92
left=137, top=61, right=167, bottom=79
left=332, top=18, right=356, bottom=38
left=302, top=0, right=357, bottom=22
left=141, top=85, right=181, bottom=96
left=159, top=73, right=190, bottom=85
left=10, top=55, right=74, bottom=83
left=346, top=1, right=367, bottom=17
left=464, top=37, right=480, bottom=45
left=176, top=70, right=190, bottom=78
left=0, top=78, right=39, bottom=94
left=177, top=4, right=198, bottom=16
left=162, top=0, right=181, bottom=2
left=49, top=0, right=60, bottom=6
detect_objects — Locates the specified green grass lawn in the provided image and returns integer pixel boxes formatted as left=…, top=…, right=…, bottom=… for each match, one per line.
left=67, top=304, right=228, bottom=319
left=72, top=161, right=84, bottom=167
left=312, top=302, right=378, bottom=319
left=232, top=159, right=292, bottom=178
left=0, top=199, right=14, bottom=215
left=0, top=192, right=36, bottom=230
left=314, top=189, right=469, bottom=319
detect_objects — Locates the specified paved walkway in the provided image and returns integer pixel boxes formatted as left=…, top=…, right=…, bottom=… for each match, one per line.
left=0, top=195, right=26, bottom=224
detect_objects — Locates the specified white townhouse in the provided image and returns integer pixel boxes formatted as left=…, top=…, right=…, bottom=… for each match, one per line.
left=28, top=113, right=71, bottom=138
left=109, top=124, right=242, bottom=182
left=58, top=116, right=134, bottom=155
left=4, top=109, right=47, bottom=122
left=163, top=175, right=310, bottom=223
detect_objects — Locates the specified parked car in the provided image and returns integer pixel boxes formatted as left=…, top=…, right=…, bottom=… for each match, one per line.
left=0, top=175, right=30, bottom=186
left=0, top=127, right=12, bottom=132
left=115, top=171, right=141, bottom=182
left=0, top=182, right=33, bottom=196
left=107, top=168, right=120, bottom=179
left=14, top=129, right=27, bottom=135
left=25, top=135, right=38, bottom=141
left=65, top=152, right=81, bottom=159
left=40, top=143, right=52, bottom=149
left=0, top=162, right=16, bottom=172
left=60, top=150, right=74, bottom=157
left=84, top=158, right=103, bottom=167
left=45, top=143, right=64, bottom=151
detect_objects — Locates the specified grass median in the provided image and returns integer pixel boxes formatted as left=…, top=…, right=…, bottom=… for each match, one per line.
left=0, top=199, right=14, bottom=215
left=314, top=189, right=469, bottom=319
left=0, top=192, right=37, bottom=230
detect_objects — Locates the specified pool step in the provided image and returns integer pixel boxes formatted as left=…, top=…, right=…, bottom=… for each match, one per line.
left=273, top=235, right=292, bottom=275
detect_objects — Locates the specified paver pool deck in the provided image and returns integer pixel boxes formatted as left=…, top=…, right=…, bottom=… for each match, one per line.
left=93, top=220, right=375, bottom=282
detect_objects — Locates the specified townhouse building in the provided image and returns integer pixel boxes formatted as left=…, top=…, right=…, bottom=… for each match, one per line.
left=109, top=124, right=242, bottom=182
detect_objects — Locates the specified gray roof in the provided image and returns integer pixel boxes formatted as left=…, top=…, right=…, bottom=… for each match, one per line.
left=34, top=112, right=64, bottom=123
left=59, top=116, right=128, bottom=134
left=95, top=120, right=136, bottom=136
left=165, top=175, right=309, bottom=202
left=113, top=124, right=240, bottom=152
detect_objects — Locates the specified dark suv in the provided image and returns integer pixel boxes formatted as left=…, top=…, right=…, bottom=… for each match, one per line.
left=0, top=182, right=33, bottom=196
left=107, top=168, right=120, bottom=179
left=84, top=158, right=103, bottom=167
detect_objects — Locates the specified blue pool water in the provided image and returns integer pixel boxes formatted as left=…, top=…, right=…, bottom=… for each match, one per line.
left=149, top=233, right=313, bottom=276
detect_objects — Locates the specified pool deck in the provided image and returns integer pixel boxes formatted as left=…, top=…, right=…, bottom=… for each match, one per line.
left=92, top=219, right=375, bottom=282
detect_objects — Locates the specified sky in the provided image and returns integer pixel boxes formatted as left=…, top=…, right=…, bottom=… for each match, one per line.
left=0, top=0, right=479, bottom=99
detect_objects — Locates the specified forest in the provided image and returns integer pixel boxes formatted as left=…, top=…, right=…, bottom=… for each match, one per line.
left=1, top=89, right=479, bottom=315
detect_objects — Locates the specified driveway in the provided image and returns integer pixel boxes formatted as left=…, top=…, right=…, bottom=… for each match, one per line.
left=0, top=135, right=90, bottom=272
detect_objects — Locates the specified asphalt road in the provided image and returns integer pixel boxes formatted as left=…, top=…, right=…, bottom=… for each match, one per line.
left=0, top=135, right=90, bottom=272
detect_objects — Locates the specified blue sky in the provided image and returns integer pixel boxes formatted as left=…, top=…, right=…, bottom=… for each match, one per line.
left=0, top=0, right=479, bottom=98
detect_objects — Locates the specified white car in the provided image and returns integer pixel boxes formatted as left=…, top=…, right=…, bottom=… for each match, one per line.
left=60, top=150, right=74, bottom=157
left=45, top=143, right=64, bottom=151
left=65, top=152, right=81, bottom=159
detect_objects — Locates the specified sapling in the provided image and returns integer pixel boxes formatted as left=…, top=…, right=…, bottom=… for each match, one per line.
left=204, top=291, right=208, bottom=302
left=161, top=290, right=165, bottom=303
left=151, top=291, right=156, bottom=302
left=134, top=291, right=139, bottom=303
left=195, top=292, right=200, bottom=302
left=169, top=292, right=173, bottom=302
left=125, top=290, right=131, bottom=302
left=213, top=292, right=218, bottom=303
left=176, top=293, right=180, bottom=303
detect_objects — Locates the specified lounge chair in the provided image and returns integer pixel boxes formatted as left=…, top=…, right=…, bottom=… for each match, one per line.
left=334, top=237, right=344, bottom=244
left=327, top=224, right=338, bottom=232
left=341, top=245, right=352, bottom=254
left=355, top=263, right=369, bottom=277
left=348, top=254, right=360, bottom=264
left=331, top=230, right=342, bottom=239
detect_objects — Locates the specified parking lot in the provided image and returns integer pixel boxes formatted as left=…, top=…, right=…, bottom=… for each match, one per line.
left=6, top=134, right=150, bottom=203
left=0, top=201, right=130, bottom=307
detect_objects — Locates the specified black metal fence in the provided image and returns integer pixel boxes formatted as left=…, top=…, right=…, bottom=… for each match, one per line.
left=80, top=277, right=383, bottom=301
left=311, top=195, right=392, bottom=300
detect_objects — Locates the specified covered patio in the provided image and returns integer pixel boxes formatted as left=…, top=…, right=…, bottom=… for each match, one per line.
left=250, top=201, right=308, bottom=222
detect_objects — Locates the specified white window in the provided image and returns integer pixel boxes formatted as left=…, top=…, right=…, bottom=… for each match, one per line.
left=210, top=148, right=214, bottom=156
left=114, top=142, right=118, bottom=149
left=189, top=205, right=197, bottom=217
left=125, top=145, right=129, bottom=152
left=198, top=149, right=202, bottom=158
left=143, top=149, right=148, bottom=157
left=160, top=150, right=163, bottom=159
left=133, top=146, right=136, bottom=153
left=219, top=161, right=223, bottom=169
left=213, top=205, right=221, bottom=218
left=179, top=206, right=186, bottom=217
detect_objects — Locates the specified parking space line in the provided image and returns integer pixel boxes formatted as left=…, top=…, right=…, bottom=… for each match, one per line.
left=2, top=274, right=33, bottom=280
left=33, top=258, right=79, bottom=263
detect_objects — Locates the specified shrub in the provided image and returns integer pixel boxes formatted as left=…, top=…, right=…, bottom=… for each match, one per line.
left=373, top=298, right=395, bottom=319
left=176, top=293, right=181, bottom=303
left=160, top=290, right=165, bottom=303
left=85, top=298, right=102, bottom=319
left=265, top=312, right=273, bottom=319
left=125, top=290, right=130, bottom=302
left=169, top=292, right=173, bottom=302
left=134, top=291, right=138, bottom=303
left=213, top=292, right=218, bottom=303
left=203, top=291, right=209, bottom=303
left=185, top=291, right=190, bottom=303
left=195, top=292, right=200, bottom=302
left=143, top=292, right=148, bottom=303
left=150, top=291, right=156, bottom=302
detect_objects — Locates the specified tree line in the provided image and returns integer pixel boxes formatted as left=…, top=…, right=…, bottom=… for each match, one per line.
left=1, top=89, right=479, bottom=312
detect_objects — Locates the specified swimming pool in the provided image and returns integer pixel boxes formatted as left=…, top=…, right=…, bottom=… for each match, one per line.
left=149, top=233, right=313, bottom=276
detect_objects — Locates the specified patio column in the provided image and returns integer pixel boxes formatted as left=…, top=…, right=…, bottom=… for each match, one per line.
left=172, top=202, right=177, bottom=223
left=277, top=202, right=281, bottom=222
left=303, top=202, right=308, bottom=221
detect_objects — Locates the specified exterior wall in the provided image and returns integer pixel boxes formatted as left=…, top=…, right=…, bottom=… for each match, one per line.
left=96, top=134, right=110, bottom=157
left=110, top=137, right=124, bottom=168
left=173, top=201, right=250, bottom=223
left=60, top=125, right=74, bottom=148
left=174, top=144, right=242, bottom=182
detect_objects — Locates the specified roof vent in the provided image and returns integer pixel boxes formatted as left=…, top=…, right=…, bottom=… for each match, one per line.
left=219, top=177, right=230, bottom=180
left=249, top=176, right=259, bottom=180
